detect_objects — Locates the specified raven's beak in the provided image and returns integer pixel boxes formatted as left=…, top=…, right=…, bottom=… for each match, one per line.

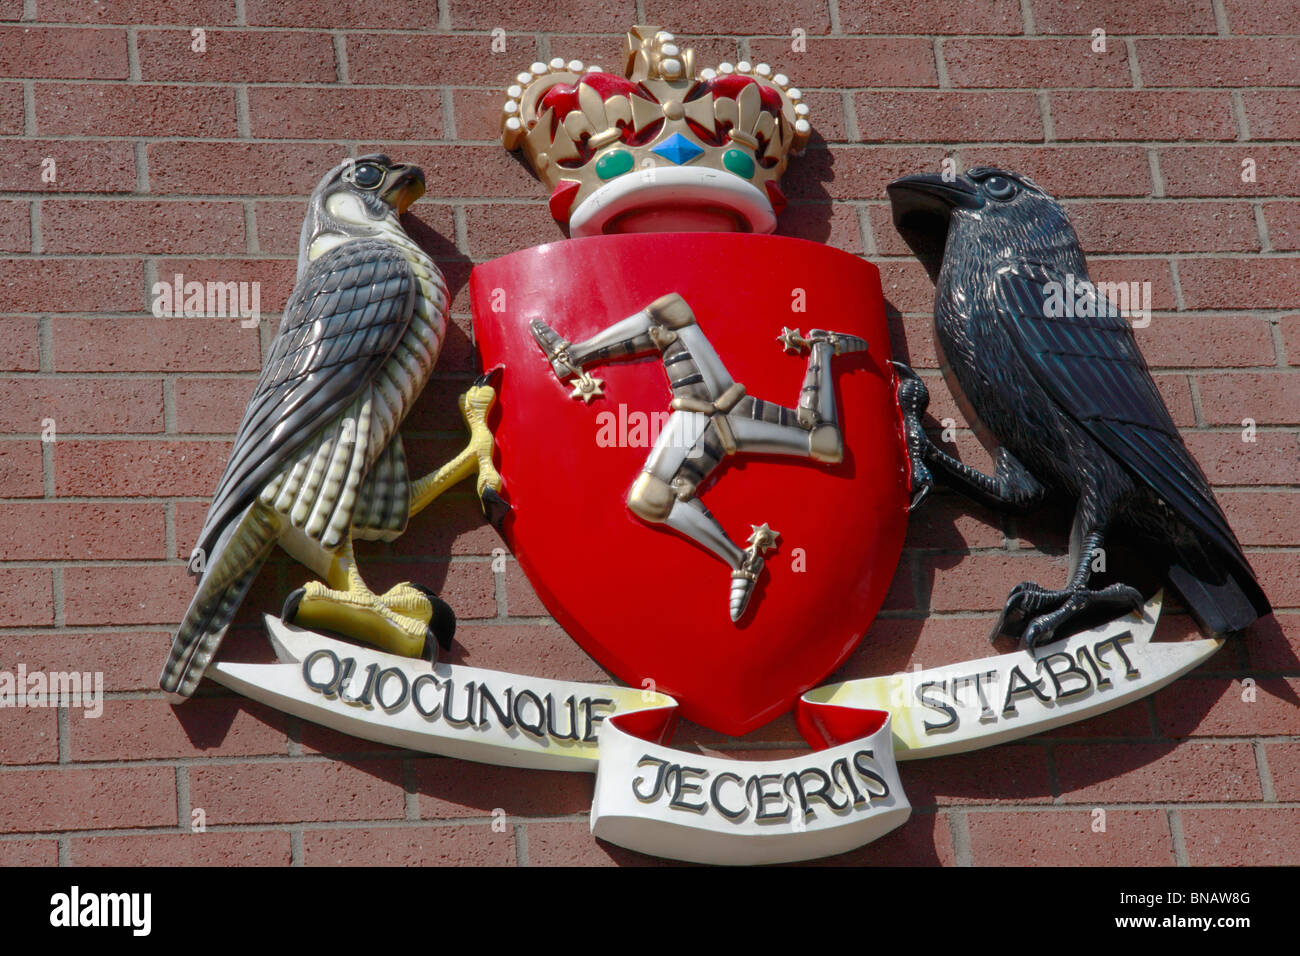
left=382, top=163, right=426, bottom=214
left=887, top=172, right=981, bottom=283
left=887, top=172, right=982, bottom=214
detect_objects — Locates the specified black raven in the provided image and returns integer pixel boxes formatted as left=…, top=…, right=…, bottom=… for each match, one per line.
left=887, top=166, right=1271, bottom=647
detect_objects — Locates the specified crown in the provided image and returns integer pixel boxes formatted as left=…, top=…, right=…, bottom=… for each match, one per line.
left=501, top=26, right=812, bottom=237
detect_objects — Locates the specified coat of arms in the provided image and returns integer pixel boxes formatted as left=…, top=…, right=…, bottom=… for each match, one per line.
left=158, top=25, right=1271, bottom=866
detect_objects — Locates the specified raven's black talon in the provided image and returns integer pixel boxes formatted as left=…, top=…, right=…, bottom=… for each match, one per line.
left=998, top=582, right=1150, bottom=649
left=893, top=361, right=935, bottom=509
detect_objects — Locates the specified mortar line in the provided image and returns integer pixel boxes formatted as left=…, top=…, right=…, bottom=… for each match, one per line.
left=126, top=26, right=142, bottom=83
left=176, top=764, right=191, bottom=834
left=1036, top=91, right=1055, bottom=142
left=932, top=37, right=949, bottom=89
left=1254, top=741, right=1276, bottom=802
left=1230, top=91, right=1250, bottom=141
left=1020, top=0, right=1036, bottom=35
left=1211, top=0, right=1232, bottom=35
left=235, top=84, right=251, bottom=139
left=1146, top=149, right=1165, bottom=198
left=22, top=79, right=34, bottom=135
left=515, top=819, right=529, bottom=866
left=333, top=33, right=350, bottom=83
left=1167, top=808, right=1189, bottom=865
left=950, top=810, right=972, bottom=866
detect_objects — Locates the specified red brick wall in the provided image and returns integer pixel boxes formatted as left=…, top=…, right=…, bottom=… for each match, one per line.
left=1, top=0, right=1296, bottom=867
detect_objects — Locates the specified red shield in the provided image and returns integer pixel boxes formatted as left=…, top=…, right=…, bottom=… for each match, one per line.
left=470, top=233, right=908, bottom=736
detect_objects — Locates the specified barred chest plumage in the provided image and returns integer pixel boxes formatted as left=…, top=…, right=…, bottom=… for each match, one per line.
left=260, top=224, right=448, bottom=557
left=365, top=218, right=448, bottom=452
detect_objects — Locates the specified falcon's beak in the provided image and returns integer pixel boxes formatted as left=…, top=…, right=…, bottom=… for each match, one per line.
left=381, top=163, right=426, bottom=214
left=887, top=172, right=982, bottom=283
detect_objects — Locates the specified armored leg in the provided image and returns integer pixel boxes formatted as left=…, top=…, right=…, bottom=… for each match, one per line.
left=530, top=294, right=701, bottom=402
left=720, top=330, right=867, bottom=464
left=626, top=411, right=777, bottom=621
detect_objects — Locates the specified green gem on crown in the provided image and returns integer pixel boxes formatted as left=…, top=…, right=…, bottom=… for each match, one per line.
left=722, top=149, right=755, bottom=179
left=596, top=150, right=634, bottom=180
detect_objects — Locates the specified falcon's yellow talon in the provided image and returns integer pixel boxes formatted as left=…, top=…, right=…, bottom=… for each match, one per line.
left=409, top=382, right=507, bottom=520
left=292, top=576, right=432, bottom=660
left=286, top=537, right=433, bottom=659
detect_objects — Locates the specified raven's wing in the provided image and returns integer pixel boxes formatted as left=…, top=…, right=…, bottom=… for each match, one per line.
left=193, top=238, right=415, bottom=563
left=990, top=260, right=1257, bottom=579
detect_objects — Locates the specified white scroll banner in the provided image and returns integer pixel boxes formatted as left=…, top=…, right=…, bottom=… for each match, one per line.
left=207, top=594, right=1217, bottom=864
left=207, top=617, right=908, bottom=864
left=590, top=711, right=909, bottom=864
left=800, top=591, right=1224, bottom=759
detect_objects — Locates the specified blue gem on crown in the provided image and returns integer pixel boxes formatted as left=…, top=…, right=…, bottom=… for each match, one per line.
left=651, top=132, right=704, bottom=165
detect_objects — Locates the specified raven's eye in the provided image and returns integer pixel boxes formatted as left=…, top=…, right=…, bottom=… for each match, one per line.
left=984, top=175, right=1016, bottom=199
left=351, top=163, right=385, bottom=189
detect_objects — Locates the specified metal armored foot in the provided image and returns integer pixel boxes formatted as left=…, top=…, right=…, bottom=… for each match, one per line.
left=284, top=574, right=453, bottom=662
left=409, top=373, right=509, bottom=528
left=995, top=581, right=1146, bottom=649
left=891, top=361, right=935, bottom=511
left=778, top=327, right=869, bottom=357
left=529, top=318, right=604, bottom=402
left=730, top=523, right=780, bottom=621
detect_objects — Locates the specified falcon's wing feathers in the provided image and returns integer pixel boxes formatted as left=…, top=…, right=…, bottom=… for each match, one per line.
left=989, top=260, right=1247, bottom=569
left=194, top=239, right=415, bottom=563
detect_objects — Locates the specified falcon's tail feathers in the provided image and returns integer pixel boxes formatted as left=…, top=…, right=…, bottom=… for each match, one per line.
left=159, top=506, right=279, bottom=699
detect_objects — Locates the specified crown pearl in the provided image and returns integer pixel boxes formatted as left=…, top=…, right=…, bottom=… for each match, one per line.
left=774, top=73, right=788, bottom=86
left=737, top=60, right=752, bottom=72
left=756, top=63, right=771, bottom=76
left=530, top=62, right=547, bottom=75
left=719, top=62, right=734, bottom=73
left=661, top=57, right=684, bottom=78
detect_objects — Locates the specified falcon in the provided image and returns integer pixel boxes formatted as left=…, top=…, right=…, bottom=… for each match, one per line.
left=887, top=166, right=1271, bottom=647
left=160, top=155, right=504, bottom=698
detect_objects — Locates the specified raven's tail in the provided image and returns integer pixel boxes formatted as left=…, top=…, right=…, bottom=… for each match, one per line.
left=159, top=505, right=279, bottom=699
left=1168, top=538, right=1272, bottom=637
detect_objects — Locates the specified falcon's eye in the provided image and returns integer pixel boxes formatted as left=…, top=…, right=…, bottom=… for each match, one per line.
left=984, top=175, right=1016, bottom=200
left=351, top=163, right=385, bottom=189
